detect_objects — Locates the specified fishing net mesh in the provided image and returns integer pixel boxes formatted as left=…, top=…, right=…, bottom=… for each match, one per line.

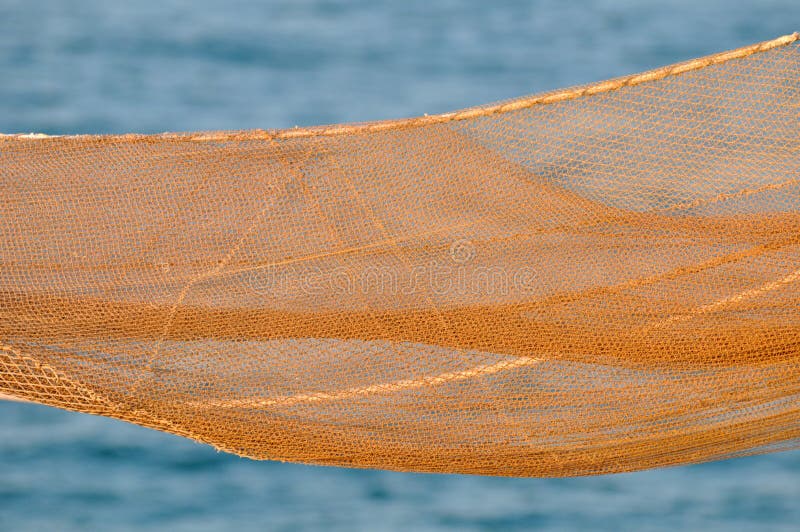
left=1, top=34, right=799, bottom=476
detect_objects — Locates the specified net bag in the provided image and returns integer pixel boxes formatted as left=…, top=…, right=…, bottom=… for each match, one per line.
left=1, top=34, right=798, bottom=476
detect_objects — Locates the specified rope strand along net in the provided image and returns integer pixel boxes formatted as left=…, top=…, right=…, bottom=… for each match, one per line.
left=1, top=34, right=799, bottom=477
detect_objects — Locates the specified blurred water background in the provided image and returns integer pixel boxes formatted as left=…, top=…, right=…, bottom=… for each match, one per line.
left=1, top=0, right=799, bottom=530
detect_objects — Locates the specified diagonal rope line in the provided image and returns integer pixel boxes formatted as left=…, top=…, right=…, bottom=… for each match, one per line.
left=648, top=266, right=800, bottom=331
left=189, top=355, right=544, bottom=409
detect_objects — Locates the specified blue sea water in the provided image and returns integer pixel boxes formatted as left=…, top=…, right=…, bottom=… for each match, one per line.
left=0, top=1, right=799, bottom=530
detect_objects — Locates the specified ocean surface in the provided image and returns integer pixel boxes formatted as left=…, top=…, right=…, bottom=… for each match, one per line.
left=1, top=1, right=799, bottom=530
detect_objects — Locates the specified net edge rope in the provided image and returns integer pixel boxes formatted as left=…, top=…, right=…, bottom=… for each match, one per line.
left=0, top=32, right=796, bottom=143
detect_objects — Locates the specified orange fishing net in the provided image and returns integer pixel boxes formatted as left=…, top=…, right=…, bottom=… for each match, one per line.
left=1, top=34, right=799, bottom=477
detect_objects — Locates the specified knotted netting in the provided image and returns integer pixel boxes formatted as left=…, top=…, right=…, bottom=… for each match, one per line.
left=1, top=34, right=799, bottom=476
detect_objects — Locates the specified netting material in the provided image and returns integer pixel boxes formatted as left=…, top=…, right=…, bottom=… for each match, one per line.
left=1, top=34, right=798, bottom=477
